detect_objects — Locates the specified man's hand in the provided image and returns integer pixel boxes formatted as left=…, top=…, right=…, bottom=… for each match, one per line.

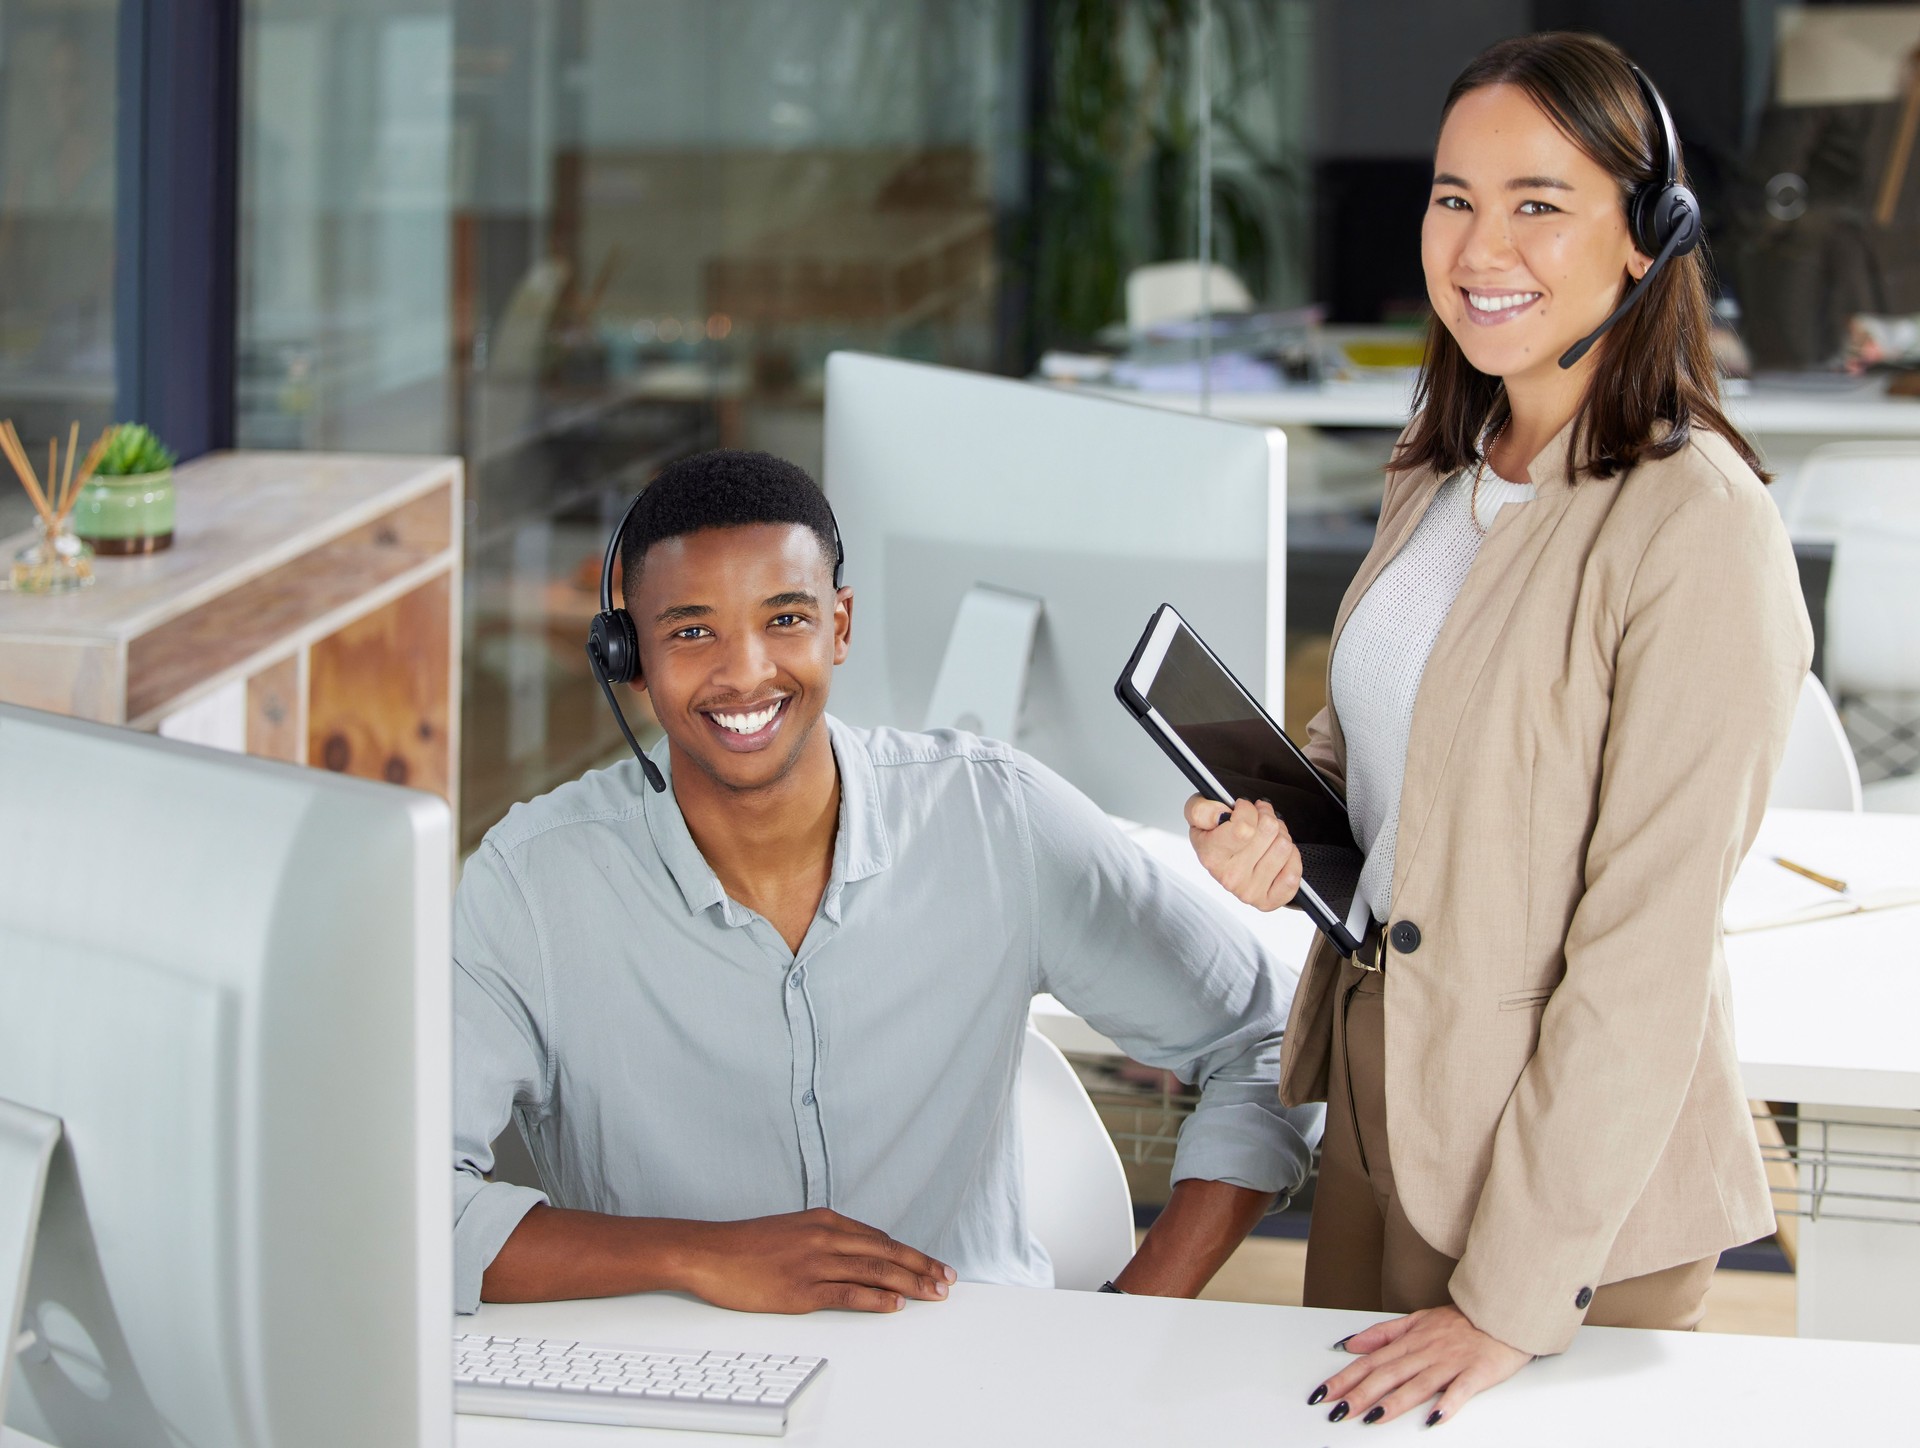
left=679, top=1208, right=955, bottom=1314
left=1186, top=795, right=1303, bottom=913
left=479, top=1203, right=953, bottom=1313
left=1308, top=1304, right=1531, bottom=1427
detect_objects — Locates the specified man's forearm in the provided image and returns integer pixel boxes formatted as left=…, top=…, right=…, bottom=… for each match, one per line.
left=481, top=1203, right=701, bottom=1303
left=480, top=1204, right=957, bottom=1314
left=1112, top=1178, right=1274, bottom=1297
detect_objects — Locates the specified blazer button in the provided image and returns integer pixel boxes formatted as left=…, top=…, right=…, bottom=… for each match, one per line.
left=1389, top=920, right=1421, bottom=954
left=1575, top=1286, right=1593, bottom=1309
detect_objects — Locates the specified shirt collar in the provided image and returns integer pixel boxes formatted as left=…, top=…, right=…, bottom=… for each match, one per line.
left=639, top=714, right=893, bottom=920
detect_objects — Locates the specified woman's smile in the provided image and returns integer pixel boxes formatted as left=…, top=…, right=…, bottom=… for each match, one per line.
left=1459, top=287, right=1544, bottom=325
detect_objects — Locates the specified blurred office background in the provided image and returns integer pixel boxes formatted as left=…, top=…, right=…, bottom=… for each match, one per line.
left=3, top=0, right=1919, bottom=847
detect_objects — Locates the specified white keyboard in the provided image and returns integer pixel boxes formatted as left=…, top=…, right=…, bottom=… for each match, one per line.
left=454, top=1333, right=826, bottom=1436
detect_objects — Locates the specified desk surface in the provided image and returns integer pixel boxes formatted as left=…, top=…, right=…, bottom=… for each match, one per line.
left=1724, top=809, right=1920, bottom=1108
left=455, top=1283, right=1920, bottom=1446
left=1069, top=371, right=1920, bottom=437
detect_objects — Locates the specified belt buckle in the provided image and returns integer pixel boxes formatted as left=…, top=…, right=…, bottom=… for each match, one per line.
left=1353, top=927, right=1384, bottom=972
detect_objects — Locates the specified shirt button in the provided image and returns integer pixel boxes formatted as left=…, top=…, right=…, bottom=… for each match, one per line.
left=788, top=970, right=803, bottom=989
left=801, top=1090, right=816, bottom=1106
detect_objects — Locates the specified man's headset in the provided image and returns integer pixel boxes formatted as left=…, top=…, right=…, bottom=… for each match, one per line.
left=1557, top=65, right=1701, bottom=370
left=586, top=491, right=846, bottom=794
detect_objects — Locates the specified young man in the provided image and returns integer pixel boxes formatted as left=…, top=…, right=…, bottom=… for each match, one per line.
left=452, top=450, right=1318, bottom=1315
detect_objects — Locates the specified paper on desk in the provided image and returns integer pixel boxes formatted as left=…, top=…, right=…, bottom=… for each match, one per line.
left=1723, top=820, right=1920, bottom=934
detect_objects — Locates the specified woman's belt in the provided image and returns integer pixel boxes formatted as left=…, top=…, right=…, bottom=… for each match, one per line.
left=1352, top=917, right=1388, bottom=973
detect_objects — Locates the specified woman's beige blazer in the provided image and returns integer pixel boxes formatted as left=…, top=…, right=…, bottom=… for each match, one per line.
left=1284, top=415, right=1812, bottom=1356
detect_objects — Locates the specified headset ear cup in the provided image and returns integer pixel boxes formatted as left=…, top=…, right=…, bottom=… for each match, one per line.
left=590, top=609, right=641, bottom=685
left=1631, top=183, right=1701, bottom=262
left=1662, top=184, right=1701, bottom=256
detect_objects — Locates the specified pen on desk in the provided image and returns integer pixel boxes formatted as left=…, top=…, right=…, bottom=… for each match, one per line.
left=1772, top=856, right=1848, bottom=895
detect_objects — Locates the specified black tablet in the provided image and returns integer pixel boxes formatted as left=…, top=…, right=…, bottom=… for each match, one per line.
left=1116, top=603, right=1367, bottom=956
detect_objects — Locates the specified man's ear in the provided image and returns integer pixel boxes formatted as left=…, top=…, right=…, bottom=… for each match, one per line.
left=833, top=586, right=854, bottom=665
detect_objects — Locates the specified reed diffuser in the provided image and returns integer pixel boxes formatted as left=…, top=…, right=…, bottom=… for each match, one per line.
left=3, top=420, right=113, bottom=594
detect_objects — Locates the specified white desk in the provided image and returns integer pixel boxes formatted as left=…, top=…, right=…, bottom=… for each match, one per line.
left=1068, top=371, right=1920, bottom=440
left=1726, top=809, right=1920, bottom=1109
left=452, top=1283, right=1920, bottom=1446
left=1720, top=809, right=1920, bottom=1343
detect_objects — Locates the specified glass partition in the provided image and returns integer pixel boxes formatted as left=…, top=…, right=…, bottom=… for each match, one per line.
left=234, top=0, right=1920, bottom=835
left=0, top=0, right=119, bottom=538
left=445, top=0, right=1032, bottom=841
left=237, top=0, right=456, bottom=455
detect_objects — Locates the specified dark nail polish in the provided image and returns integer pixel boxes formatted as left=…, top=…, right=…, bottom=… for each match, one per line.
left=1426, top=1410, right=1444, bottom=1428
left=1308, top=1385, right=1327, bottom=1406
left=1332, top=1334, right=1353, bottom=1350
left=1218, top=811, right=1233, bottom=825
left=1363, top=1407, right=1384, bottom=1424
left=1328, top=1402, right=1350, bottom=1423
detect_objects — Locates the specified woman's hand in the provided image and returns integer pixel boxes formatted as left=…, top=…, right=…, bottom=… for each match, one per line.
left=1308, top=1304, right=1531, bottom=1427
left=1185, top=795, right=1304, bottom=912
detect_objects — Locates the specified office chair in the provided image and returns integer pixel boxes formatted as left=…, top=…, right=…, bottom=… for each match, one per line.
left=1779, top=441, right=1920, bottom=808
left=1771, top=673, right=1864, bottom=811
left=1018, top=1026, right=1137, bottom=1291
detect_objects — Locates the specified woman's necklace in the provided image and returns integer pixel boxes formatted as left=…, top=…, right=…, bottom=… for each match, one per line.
left=1470, top=415, right=1512, bottom=536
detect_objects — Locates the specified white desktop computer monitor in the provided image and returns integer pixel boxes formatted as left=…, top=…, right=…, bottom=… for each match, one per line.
left=0, top=705, right=452, bottom=1448
left=824, top=351, right=1287, bottom=833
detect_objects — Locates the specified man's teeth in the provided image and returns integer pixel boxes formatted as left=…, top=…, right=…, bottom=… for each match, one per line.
left=1467, top=291, right=1541, bottom=313
left=711, top=701, right=783, bottom=734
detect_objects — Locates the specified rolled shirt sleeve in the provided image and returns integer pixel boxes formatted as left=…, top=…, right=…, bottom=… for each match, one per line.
left=451, top=841, right=554, bottom=1313
left=1017, top=755, right=1321, bottom=1204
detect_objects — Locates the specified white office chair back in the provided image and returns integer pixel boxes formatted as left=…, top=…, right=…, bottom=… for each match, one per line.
left=1771, top=673, right=1863, bottom=811
left=1780, top=443, right=1920, bottom=697
left=1125, top=261, right=1253, bottom=332
left=1018, top=1025, right=1136, bottom=1291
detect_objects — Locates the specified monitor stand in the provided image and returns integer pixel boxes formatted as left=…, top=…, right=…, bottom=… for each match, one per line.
left=922, top=585, right=1044, bottom=742
left=0, top=1099, right=60, bottom=1433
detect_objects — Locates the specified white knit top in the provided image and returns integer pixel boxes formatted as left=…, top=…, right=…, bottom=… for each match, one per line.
left=1330, top=466, right=1537, bottom=921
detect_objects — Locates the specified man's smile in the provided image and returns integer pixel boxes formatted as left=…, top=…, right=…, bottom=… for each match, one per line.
left=698, top=695, right=791, bottom=751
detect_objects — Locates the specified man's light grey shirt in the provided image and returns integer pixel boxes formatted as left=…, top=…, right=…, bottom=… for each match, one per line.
left=452, top=718, right=1318, bottom=1313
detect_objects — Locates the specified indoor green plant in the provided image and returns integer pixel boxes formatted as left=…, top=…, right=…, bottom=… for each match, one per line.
left=71, top=423, right=178, bottom=554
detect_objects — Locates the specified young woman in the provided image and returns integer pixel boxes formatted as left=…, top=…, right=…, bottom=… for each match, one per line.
left=1188, top=33, right=1811, bottom=1427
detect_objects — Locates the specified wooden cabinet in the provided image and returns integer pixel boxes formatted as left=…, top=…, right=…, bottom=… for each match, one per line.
left=0, top=452, right=463, bottom=814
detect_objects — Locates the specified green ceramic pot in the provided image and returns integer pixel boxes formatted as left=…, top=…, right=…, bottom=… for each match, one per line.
left=72, top=468, right=174, bottom=554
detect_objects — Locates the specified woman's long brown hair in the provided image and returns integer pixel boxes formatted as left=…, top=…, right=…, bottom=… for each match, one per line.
left=1392, top=32, right=1768, bottom=484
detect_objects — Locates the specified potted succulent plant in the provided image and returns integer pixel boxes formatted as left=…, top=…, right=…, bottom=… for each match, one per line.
left=71, top=423, right=178, bottom=554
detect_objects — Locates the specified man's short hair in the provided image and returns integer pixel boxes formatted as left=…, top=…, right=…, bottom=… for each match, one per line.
left=619, top=450, right=838, bottom=606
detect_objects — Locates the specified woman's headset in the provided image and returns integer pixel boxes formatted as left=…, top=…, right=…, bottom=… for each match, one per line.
left=585, top=491, right=846, bottom=794
left=1557, top=65, right=1701, bottom=370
